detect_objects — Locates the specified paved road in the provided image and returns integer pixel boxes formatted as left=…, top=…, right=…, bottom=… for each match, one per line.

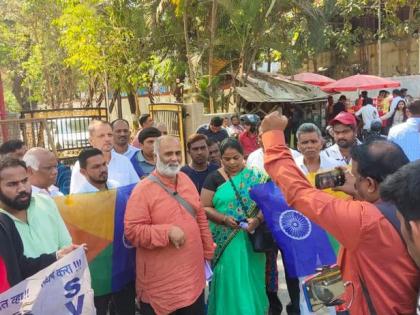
left=277, top=255, right=329, bottom=315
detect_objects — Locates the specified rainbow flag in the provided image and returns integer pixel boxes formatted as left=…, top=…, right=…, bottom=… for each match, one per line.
left=54, top=184, right=136, bottom=296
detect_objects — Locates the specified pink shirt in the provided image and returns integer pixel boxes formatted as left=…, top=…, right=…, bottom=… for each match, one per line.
left=125, top=171, right=214, bottom=315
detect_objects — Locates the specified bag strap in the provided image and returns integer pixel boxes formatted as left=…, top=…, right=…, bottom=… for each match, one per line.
left=375, top=201, right=402, bottom=240
left=359, top=275, right=377, bottom=315
left=226, top=173, right=251, bottom=217
left=358, top=201, right=402, bottom=315
left=148, top=175, right=196, bottom=218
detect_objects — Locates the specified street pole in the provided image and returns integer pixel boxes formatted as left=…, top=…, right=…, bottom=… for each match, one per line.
left=378, top=0, right=382, bottom=76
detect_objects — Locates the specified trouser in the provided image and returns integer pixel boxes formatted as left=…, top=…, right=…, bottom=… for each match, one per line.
left=279, top=249, right=301, bottom=315
left=140, top=291, right=205, bottom=315
left=266, top=249, right=301, bottom=315
left=94, top=282, right=136, bottom=315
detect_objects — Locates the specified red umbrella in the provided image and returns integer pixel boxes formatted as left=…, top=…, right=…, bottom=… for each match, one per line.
left=292, top=72, right=336, bottom=86
left=321, top=74, right=400, bottom=92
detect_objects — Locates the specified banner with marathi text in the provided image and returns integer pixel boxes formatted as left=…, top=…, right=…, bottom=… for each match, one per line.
left=54, top=184, right=136, bottom=296
left=0, top=247, right=95, bottom=315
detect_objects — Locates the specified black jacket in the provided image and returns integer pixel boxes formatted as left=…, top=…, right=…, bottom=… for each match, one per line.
left=0, top=213, right=56, bottom=287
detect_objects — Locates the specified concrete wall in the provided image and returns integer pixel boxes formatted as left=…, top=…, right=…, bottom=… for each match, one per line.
left=183, top=103, right=232, bottom=137
left=305, top=38, right=420, bottom=78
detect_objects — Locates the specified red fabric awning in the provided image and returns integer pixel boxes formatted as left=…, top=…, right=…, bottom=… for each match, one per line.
left=321, top=74, right=400, bottom=92
left=292, top=72, right=336, bottom=86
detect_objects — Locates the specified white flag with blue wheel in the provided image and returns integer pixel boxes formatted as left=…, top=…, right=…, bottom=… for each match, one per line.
left=250, top=181, right=336, bottom=278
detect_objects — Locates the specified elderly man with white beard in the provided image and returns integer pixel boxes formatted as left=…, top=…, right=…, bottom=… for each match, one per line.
left=125, top=135, right=214, bottom=315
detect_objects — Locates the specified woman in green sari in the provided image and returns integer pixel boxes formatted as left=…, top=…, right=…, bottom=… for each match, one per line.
left=201, top=138, right=268, bottom=315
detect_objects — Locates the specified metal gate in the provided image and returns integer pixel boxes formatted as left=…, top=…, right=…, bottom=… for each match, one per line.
left=148, top=103, right=186, bottom=163
left=16, top=107, right=107, bottom=162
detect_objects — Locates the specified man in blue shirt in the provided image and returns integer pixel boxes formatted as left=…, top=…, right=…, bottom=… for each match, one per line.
left=388, top=100, right=420, bottom=161
left=130, top=127, right=161, bottom=178
left=181, top=134, right=218, bottom=193
left=197, top=116, right=229, bottom=143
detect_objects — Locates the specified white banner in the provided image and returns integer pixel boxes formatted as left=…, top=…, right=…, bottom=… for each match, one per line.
left=0, top=247, right=96, bottom=315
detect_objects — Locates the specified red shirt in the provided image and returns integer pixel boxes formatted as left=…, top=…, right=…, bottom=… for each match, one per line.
left=0, top=257, right=9, bottom=293
left=262, top=130, right=419, bottom=315
left=239, top=131, right=259, bottom=158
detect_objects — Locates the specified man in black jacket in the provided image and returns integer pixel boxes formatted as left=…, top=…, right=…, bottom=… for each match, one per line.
left=0, top=212, right=76, bottom=293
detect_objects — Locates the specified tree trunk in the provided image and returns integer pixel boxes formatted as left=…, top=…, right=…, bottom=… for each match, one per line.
left=127, top=91, right=137, bottom=114
left=267, top=48, right=272, bottom=72
left=313, top=57, right=318, bottom=73
left=11, top=74, right=31, bottom=111
left=183, top=0, right=197, bottom=92
left=208, top=0, right=218, bottom=113
left=108, top=90, right=120, bottom=114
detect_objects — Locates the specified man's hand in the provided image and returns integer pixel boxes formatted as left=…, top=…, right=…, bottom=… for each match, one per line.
left=246, top=217, right=261, bottom=234
left=56, top=243, right=86, bottom=260
left=169, top=226, right=186, bottom=249
left=332, top=167, right=356, bottom=197
left=260, top=112, right=288, bottom=133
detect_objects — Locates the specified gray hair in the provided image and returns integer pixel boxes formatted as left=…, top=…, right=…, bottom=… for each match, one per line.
left=153, top=135, right=180, bottom=155
left=22, top=147, right=51, bottom=171
left=88, top=120, right=111, bottom=136
left=296, top=123, right=322, bottom=140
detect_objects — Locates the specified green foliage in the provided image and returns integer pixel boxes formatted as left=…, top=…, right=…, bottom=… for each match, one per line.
left=0, top=0, right=418, bottom=111
left=4, top=90, right=21, bottom=112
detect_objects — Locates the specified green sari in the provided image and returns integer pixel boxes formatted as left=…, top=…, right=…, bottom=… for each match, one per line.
left=207, top=167, right=269, bottom=315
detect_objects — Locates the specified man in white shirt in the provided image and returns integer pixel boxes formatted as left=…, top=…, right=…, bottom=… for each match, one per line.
left=295, top=123, right=343, bottom=176
left=23, top=147, right=63, bottom=197
left=247, top=128, right=301, bottom=172
left=388, top=100, right=420, bottom=162
left=111, top=119, right=139, bottom=159
left=355, top=98, right=379, bottom=133
left=323, top=112, right=359, bottom=166
left=72, top=148, right=119, bottom=193
left=70, top=120, right=139, bottom=193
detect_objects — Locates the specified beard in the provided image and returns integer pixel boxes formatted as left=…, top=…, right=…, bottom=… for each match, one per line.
left=0, top=189, right=31, bottom=211
left=336, top=139, right=354, bottom=149
left=90, top=172, right=108, bottom=185
left=156, top=156, right=181, bottom=177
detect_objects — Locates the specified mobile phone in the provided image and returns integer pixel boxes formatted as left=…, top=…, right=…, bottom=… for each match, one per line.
left=315, top=169, right=345, bottom=190
left=236, top=218, right=249, bottom=229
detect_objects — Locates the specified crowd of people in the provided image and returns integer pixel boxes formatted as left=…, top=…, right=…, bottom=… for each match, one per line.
left=0, top=89, right=419, bottom=315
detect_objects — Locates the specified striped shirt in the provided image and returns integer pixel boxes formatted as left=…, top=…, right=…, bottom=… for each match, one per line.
left=388, top=117, right=420, bottom=161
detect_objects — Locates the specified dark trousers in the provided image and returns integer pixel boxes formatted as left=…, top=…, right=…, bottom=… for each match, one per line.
left=94, top=282, right=136, bottom=315
left=140, top=291, right=205, bottom=315
left=266, top=249, right=300, bottom=315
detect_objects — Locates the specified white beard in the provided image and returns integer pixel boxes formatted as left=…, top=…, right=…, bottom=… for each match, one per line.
left=156, top=155, right=181, bottom=177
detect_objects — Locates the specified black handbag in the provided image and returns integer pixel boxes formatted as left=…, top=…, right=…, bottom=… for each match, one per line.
left=228, top=175, right=277, bottom=253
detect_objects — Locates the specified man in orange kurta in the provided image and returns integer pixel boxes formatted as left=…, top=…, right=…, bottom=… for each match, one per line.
left=260, top=112, right=419, bottom=315
left=125, top=136, right=214, bottom=315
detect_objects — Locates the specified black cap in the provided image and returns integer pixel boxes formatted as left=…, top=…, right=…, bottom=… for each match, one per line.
left=210, top=116, right=223, bottom=127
